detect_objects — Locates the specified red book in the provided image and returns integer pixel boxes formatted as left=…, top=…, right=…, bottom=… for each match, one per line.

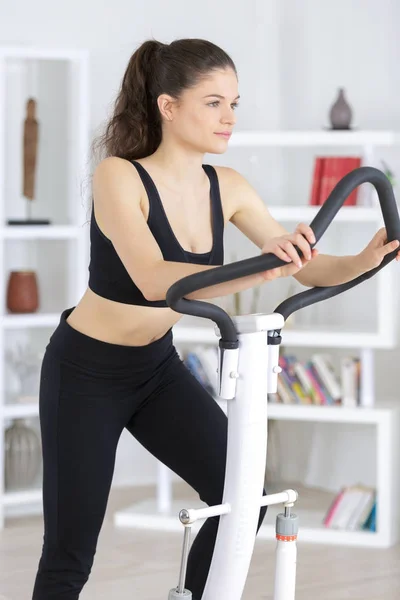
left=317, top=157, right=361, bottom=206
left=318, top=157, right=336, bottom=205
left=343, top=157, right=361, bottom=206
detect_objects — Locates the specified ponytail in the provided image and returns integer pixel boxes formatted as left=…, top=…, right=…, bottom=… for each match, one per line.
left=92, top=40, right=164, bottom=163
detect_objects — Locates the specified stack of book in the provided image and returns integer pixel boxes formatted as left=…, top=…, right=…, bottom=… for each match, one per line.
left=182, top=346, right=361, bottom=408
left=275, top=353, right=361, bottom=407
left=323, top=484, right=376, bottom=532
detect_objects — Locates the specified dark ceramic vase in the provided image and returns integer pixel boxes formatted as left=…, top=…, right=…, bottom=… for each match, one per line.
left=329, top=87, right=352, bottom=130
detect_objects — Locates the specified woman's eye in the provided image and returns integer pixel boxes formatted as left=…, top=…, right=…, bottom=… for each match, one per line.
left=208, top=101, right=240, bottom=109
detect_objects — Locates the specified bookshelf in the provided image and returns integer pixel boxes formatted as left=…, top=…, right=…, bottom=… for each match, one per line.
left=0, top=45, right=90, bottom=528
left=114, top=129, right=400, bottom=547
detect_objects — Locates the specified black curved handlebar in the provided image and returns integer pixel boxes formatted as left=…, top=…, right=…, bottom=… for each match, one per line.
left=166, top=166, right=400, bottom=343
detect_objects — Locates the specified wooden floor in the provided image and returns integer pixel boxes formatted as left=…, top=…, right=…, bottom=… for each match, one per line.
left=1, top=484, right=400, bottom=599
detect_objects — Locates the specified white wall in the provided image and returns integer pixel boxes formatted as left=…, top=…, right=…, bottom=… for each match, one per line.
left=1, top=0, right=399, bottom=493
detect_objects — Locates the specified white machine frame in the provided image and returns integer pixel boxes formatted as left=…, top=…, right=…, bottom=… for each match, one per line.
left=169, top=313, right=299, bottom=600
left=165, top=167, right=400, bottom=600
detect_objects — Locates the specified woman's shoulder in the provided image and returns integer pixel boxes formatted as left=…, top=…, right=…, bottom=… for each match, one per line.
left=212, top=164, right=248, bottom=187
left=92, top=157, right=144, bottom=199
left=211, top=165, right=252, bottom=198
left=92, top=157, right=145, bottom=213
left=93, top=156, right=141, bottom=182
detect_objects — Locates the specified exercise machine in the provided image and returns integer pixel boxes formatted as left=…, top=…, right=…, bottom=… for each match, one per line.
left=166, top=167, right=400, bottom=600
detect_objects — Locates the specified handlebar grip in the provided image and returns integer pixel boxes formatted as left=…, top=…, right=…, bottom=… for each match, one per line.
left=274, top=166, right=400, bottom=320
left=166, top=252, right=289, bottom=343
left=166, top=166, right=400, bottom=342
left=309, top=166, right=399, bottom=242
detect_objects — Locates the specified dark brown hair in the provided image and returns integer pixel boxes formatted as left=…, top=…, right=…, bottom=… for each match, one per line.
left=91, top=38, right=237, bottom=164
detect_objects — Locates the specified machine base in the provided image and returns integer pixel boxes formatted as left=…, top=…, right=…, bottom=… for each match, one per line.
left=168, top=588, right=192, bottom=599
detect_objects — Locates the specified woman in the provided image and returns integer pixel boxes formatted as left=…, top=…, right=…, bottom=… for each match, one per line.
left=32, top=38, right=399, bottom=599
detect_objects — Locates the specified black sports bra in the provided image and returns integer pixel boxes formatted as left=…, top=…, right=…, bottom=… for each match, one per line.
left=88, top=160, right=224, bottom=307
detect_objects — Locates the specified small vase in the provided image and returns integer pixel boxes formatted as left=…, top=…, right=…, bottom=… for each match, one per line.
left=4, top=418, right=41, bottom=491
left=6, top=270, right=39, bottom=313
left=329, top=87, right=353, bottom=130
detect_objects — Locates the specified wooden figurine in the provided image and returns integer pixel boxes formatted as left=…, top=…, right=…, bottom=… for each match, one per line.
left=8, top=97, right=49, bottom=224
left=23, top=98, right=38, bottom=203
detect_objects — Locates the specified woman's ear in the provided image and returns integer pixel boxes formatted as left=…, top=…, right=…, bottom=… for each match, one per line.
left=157, top=94, right=177, bottom=122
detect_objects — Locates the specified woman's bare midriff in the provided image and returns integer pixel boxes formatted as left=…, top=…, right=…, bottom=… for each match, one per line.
left=66, top=287, right=183, bottom=346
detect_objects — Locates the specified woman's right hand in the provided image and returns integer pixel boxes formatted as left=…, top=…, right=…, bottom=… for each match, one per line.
left=259, top=223, right=319, bottom=281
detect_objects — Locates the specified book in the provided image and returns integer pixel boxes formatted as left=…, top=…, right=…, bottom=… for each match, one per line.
left=182, top=347, right=361, bottom=408
left=274, top=353, right=360, bottom=406
left=309, top=156, right=362, bottom=206
left=311, top=353, right=342, bottom=404
left=341, top=356, right=360, bottom=407
left=323, top=484, right=376, bottom=531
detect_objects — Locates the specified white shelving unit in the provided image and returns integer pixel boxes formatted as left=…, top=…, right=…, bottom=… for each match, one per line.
left=0, top=46, right=90, bottom=528
left=1, top=225, right=80, bottom=239
left=229, top=130, right=399, bottom=147
left=114, top=129, right=400, bottom=547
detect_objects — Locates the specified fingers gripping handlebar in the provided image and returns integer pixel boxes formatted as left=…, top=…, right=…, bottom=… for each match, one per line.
left=166, top=167, right=400, bottom=343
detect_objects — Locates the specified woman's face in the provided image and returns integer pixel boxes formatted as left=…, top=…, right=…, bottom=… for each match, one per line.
left=159, top=68, right=240, bottom=154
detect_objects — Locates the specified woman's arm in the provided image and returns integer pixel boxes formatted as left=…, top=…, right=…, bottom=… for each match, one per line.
left=92, top=158, right=292, bottom=303
left=223, top=167, right=400, bottom=288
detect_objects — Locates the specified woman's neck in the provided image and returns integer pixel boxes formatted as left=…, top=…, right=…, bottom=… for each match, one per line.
left=148, top=142, right=207, bottom=190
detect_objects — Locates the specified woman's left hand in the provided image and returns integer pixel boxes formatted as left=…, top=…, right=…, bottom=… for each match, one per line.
left=358, top=227, right=400, bottom=271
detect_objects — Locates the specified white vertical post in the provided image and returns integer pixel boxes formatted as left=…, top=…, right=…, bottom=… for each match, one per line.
left=67, top=52, right=90, bottom=307
left=0, top=54, right=5, bottom=529
left=359, top=347, right=374, bottom=408
left=376, top=263, right=397, bottom=347
left=273, top=539, right=297, bottom=600
left=157, top=461, right=172, bottom=514
left=201, top=330, right=270, bottom=600
left=376, top=415, right=392, bottom=546
left=0, top=54, right=6, bottom=226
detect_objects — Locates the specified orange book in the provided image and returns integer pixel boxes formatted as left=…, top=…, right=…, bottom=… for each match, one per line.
left=309, top=157, right=324, bottom=205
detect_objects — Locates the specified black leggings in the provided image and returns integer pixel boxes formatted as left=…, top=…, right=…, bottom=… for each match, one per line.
left=32, top=308, right=267, bottom=599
